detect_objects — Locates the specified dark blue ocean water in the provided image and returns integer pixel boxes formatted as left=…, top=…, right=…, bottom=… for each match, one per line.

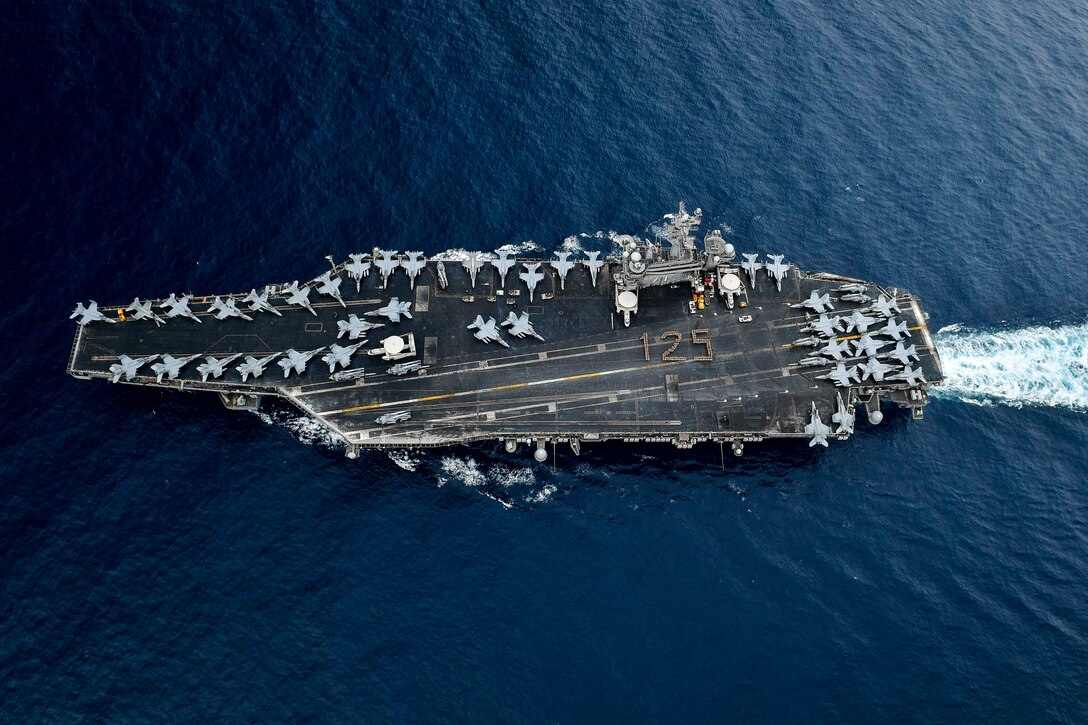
left=4, top=1, right=1088, bottom=721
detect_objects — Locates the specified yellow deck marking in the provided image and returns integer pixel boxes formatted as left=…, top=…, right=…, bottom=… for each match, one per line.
left=783, top=325, right=928, bottom=347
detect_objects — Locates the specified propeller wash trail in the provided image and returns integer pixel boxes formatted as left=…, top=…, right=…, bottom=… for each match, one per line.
left=935, top=322, right=1088, bottom=411
left=67, top=203, right=944, bottom=458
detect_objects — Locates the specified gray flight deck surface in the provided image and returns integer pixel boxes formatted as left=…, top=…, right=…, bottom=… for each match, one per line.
left=68, top=206, right=944, bottom=458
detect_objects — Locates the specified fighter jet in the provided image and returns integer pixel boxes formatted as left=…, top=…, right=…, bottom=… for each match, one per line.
left=859, top=356, right=896, bottom=382
left=805, top=403, right=832, bottom=447
left=876, top=318, right=910, bottom=340
left=196, top=353, right=243, bottom=382
left=804, top=313, right=844, bottom=338
left=71, top=301, right=117, bottom=326
left=890, top=365, right=927, bottom=386
left=150, top=353, right=200, bottom=383
left=869, top=294, right=901, bottom=318
left=244, top=288, right=282, bottom=316
left=841, top=292, right=871, bottom=304
left=376, top=410, right=411, bottom=425
left=207, top=296, right=253, bottom=321
left=109, top=354, right=157, bottom=383
left=281, top=281, right=316, bottom=315
left=330, top=367, right=366, bottom=382
left=520, top=262, right=545, bottom=302
left=387, top=360, right=424, bottom=376
left=337, top=313, right=383, bottom=339
left=467, top=315, right=510, bottom=347
left=315, top=271, right=346, bottom=307
left=791, top=290, right=833, bottom=313
left=831, top=393, right=856, bottom=435
left=374, top=250, right=400, bottom=288
left=837, top=283, right=867, bottom=294
left=462, top=252, right=485, bottom=288
left=852, top=333, right=888, bottom=358
left=436, top=261, right=449, bottom=289
left=277, top=347, right=325, bottom=378
left=584, top=251, right=605, bottom=286
left=817, top=362, right=859, bottom=387
left=322, top=341, right=366, bottom=373
left=551, top=251, right=575, bottom=290
left=883, top=341, right=919, bottom=366
left=741, top=253, right=762, bottom=286
left=817, top=338, right=851, bottom=360
left=501, top=311, right=544, bottom=340
left=124, top=298, right=165, bottom=326
left=401, top=252, right=427, bottom=289
left=844, top=309, right=878, bottom=333
left=345, top=253, right=371, bottom=292
left=366, top=298, right=412, bottom=323
left=765, top=255, right=789, bottom=291
left=491, top=250, right=517, bottom=288
left=798, top=357, right=828, bottom=367
left=159, top=294, right=202, bottom=322
left=792, top=336, right=822, bottom=347
left=235, top=353, right=280, bottom=382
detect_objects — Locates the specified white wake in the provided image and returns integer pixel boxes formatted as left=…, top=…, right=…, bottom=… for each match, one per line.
left=935, top=322, right=1088, bottom=411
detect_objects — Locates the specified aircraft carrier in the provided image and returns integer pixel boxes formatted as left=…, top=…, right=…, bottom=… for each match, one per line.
left=67, top=204, right=944, bottom=460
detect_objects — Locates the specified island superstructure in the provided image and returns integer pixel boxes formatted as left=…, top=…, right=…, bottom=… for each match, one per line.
left=67, top=204, right=944, bottom=460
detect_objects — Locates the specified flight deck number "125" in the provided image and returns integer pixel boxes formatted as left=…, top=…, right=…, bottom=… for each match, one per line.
left=639, top=329, right=714, bottom=362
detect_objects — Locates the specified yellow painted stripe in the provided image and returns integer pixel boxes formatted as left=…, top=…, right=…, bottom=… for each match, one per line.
left=784, top=324, right=929, bottom=347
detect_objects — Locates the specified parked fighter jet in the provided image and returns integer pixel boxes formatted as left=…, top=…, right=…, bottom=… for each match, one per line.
left=376, top=410, right=411, bottom=425
left=837, top=283, right=867, bottom=294
left=345, top=253, right=371, bottom=292
left=520, top=262, right=545, bottom=302
left=551, top=251, right=575, bottom=290
left=436, top=261, right=449, bottom=289
left=322, top=341, right=366, bottom=373
left=765, top=255, right=789, bottom=291
left=805, top=403, right=832, bottom=447
left=869, top=294, right=901, bottom=318
left=852, top=333, right=888, bottom=358
left=330, top=367, right=366, bottom=382
left=876, top=318, right=910, bottom=340
left=791, top=290, right=833, bottom=313
left=207, top=296, right=253, bottom=321
left=883, top=341, right=919, bottom=366
left=337, top=313, right=383, bottom=339
left=281, top=281, right=316, bottom=315
left=844, top=309, right=878, bottom=333
left=315, top=271, right=346, bottom=306
left=467, top=316, right=510, bottom=347
left=817, top=338, right=851, bottom=360
left=197, top=353, right=242, bottom=382
left=491, top=250, right=516, bottom=288
left=244, top=288, right=282, bottom=316
left=159, top=294, right=202, bottom=322
left=804, top=313, right=844, bottom=338
left=387, top=360, right=424, bottom=376
left=859, top=356, right=896, bottom=382
left=125, top=298, right=165, bottom=326
left=817, top=362, right=859, bottom=387
left=71, top=301, right=117, bottom=326
left=584, top=251, right=605, bottom=286
left=792, top=336, right=822, bottom=347
left=277, top=347, right=325, bottom=378
left=109, top=354, right=157, bottom=383
left=502, top=311, right=544, bottom=340
left=401, top=252, right=427, bottom=289
left=832, top=393, right=856, bottom=434
left=798, top=357, right=827, bottom=367
left=840, top=293, right=871, bottom=304
left=151, top=353, right=200, bottom=383
left=890, top=365, right=927, bottom=386
left=374, top=250, right=400, bottom=288
left=235, top=352, right=280, bottom=382
left=366, top=298, right=412, bottom=323
left=741, top=253, right=762, bottom=286
left=462, top=252, right=485, bottom=288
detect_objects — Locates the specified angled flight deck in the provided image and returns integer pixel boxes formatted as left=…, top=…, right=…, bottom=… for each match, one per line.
left=68, top=204, right=944, bottom=459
